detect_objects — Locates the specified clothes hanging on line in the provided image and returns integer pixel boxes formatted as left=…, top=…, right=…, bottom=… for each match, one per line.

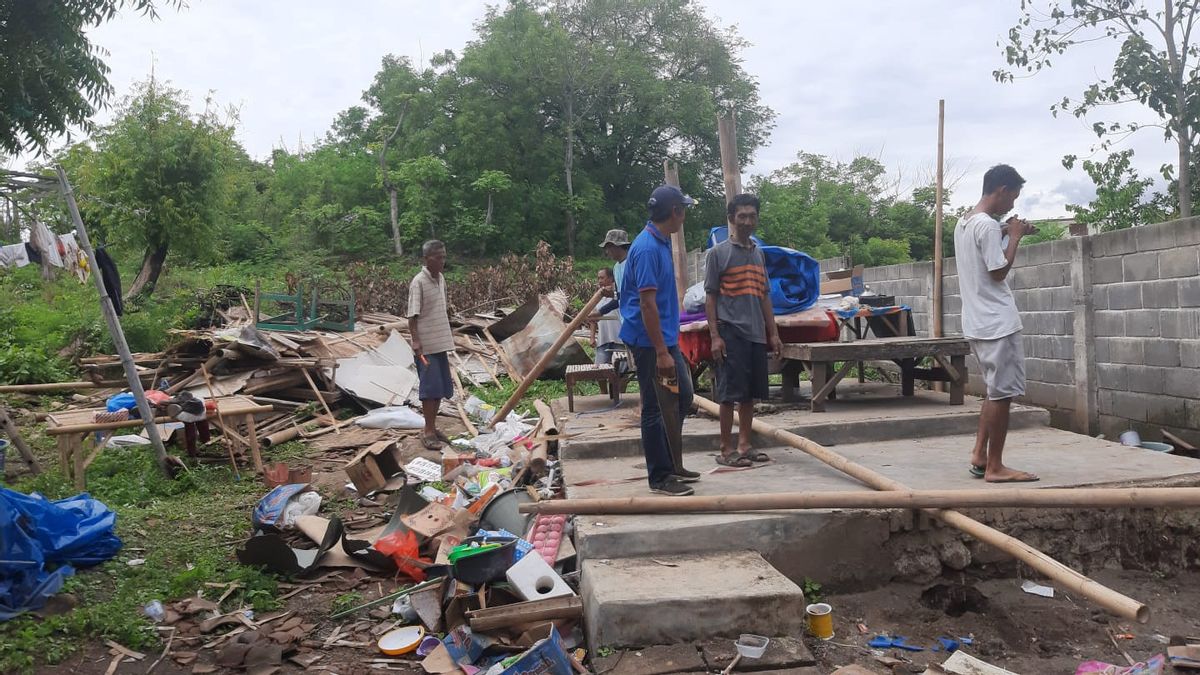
left=94, top=247, right=124, bottom=315
left=0, top=243, right=30, bottom=268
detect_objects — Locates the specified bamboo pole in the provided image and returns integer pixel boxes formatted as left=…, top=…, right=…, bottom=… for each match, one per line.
left=448, top=365, right=479, bottom=438
left=690, top=394, right=1149, bottom=623
left=933, top=99, right=945, bottom=341
left=489, top=289, right=605, bottom=428
left=201, top=364, right=249, bottom=476
left=301, top=369, right=340, bottom=435
left=56, top=166, right=173, bottom=477
left=530, top=399, right=557, bottom=472
left=662, top=160, right=687, bottom=306
left=521, top=487, right=1200, bottom=514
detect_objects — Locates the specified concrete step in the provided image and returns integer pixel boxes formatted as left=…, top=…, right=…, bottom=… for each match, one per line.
left=559, top=388, right=1050, bottom=461
left=581, top=551, right=808, bottom=650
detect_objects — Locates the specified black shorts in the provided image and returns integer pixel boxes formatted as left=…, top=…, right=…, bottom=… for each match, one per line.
left=417, top=351, right=454, bottom=401
left=714, top=323, right=769, bottom=404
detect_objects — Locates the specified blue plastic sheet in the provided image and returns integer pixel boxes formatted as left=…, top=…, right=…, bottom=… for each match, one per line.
left=0, top=489, right=122, bottom=621
left=706, top=226, right=821, bottom=314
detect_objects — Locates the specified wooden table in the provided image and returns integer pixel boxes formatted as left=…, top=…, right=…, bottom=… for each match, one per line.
left=779, top=336, right=971, bottom=411
left=46, top=395, right=271, bottom=488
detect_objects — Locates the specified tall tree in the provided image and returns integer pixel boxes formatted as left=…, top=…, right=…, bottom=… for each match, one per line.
left=0, top=0, right=182, bottom=155
left=996, top=0, right=1200, bottom=217
left=66, top=78, right=239, bottom=297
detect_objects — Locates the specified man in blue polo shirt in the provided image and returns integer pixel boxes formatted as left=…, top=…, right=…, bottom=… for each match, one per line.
left=620, top=185, right=701, bottom=496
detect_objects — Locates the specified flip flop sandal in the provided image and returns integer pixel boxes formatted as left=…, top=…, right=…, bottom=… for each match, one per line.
left=969, top=464, right=986, bottom=479
left=716, top=453, right=752, bottom=468
left=744, top=450, right=770, bottom=463
left=421, top=435, right=443, bottom=451
left=435, top=430, right=454, bottom=444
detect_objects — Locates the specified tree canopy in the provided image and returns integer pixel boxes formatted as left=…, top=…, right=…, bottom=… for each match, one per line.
left=0, top=0, right=181, bottom=155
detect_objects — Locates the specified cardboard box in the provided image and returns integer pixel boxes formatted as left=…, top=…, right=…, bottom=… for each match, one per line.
left=344, top=440, right=403, bottom=495
left=820, top=264, right=864, bottom=296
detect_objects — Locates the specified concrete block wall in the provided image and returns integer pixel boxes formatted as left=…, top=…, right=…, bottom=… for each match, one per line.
left=853, top=216, right=1200, bottom=444
left=1088, top=218, right=1200, bottom=441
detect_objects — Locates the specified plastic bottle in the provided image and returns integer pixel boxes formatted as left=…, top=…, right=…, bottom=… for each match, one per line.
left=144, top=600, right=166, bottom=623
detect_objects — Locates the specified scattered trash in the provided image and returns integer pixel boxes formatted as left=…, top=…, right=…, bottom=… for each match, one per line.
left=1020, top=579, right=1055, bottom=598
left=924, top=650, right=1020, bottom=674
left=356, top=405, right=425, bottom=429
left=378, top=625, right=425, bottom=655
left=126, top=558, right=146, bottom=566
left=1168, top=643, right=1200, bottom=669
left=143, top=600, right=166, bottom=623
left=869, top=635, right=924, bottom=651
left=806, top=602, right=834, bottom=640
left=1076, top=654, right=1166, bottom=675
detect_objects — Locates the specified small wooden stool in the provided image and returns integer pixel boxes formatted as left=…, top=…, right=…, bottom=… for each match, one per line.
left=565, top=364, right=619, bottom=412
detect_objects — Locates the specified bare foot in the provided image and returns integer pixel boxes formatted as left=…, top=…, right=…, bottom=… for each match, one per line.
left=985, top=466, right=1039, bottom=483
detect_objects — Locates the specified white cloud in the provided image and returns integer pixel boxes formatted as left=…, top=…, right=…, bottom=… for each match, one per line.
left=19, top=0, right=1181, bottom=220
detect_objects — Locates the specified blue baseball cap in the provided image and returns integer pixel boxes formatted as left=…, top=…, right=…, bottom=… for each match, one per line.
left=647, top=185, right=695, bottom=221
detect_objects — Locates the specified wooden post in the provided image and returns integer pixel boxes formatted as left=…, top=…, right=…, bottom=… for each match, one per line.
left=662, top=160, right=687, bottom=304
left=56, top=166, right=173, bottom=478
left=490, top=289, right=604, bottom=428
left=933, top=100, right=945, bottom=339
left=690, top=393, right=1149, bottom=624
left=717, top=112, right=743, bottom=204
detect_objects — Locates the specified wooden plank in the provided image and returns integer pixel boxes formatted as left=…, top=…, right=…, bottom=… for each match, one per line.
left=783, top=336, right=970, bottom=362
left=466, top=596, right=583, bottom=632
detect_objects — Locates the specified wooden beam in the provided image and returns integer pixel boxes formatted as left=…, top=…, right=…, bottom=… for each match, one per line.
left=717, top=112, right=743, bottom=203
left=663, top=160, right=687, bottom=305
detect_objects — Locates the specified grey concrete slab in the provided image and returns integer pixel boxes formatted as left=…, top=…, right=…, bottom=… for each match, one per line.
left=582, top=551, right=807, bottom=649
left=557, top=384, right=1049, bottom=460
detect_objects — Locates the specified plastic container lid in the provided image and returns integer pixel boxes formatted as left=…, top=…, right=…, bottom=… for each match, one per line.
left=378, top=625, right=425, bottom=655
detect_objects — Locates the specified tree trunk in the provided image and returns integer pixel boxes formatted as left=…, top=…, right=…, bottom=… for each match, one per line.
left=564, top=124, right=577, bottom=257
left=485, top=194, right=494, bottom=227
left=126, top=244, right=168, bottom=299
left=1179, top=135, right=1193, bottom=218
left=389, top=187, right=402, bottom=255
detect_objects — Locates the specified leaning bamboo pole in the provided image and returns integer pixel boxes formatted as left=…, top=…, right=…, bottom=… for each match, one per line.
left=690, top=395, right=1150, bottom=623
left=489, top=289, right=605, bottom=428
left=520, top=487, right=1200, bottom=514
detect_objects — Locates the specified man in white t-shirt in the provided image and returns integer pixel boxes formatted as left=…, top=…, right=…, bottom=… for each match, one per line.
left=955, top=164, right=1039, bottom=483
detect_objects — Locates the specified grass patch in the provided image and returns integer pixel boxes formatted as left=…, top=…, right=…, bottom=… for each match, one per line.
left=0, top=431, right=282, bottom=673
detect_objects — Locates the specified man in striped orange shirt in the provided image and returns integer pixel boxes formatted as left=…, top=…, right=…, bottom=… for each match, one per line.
left=705, top=194, right=782, bottom=466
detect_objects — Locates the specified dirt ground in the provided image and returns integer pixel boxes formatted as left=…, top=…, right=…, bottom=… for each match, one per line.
left=811, top=568, right=1200, bottom=674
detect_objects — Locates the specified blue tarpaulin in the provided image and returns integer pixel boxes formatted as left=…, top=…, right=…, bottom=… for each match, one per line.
left=0, top=489, right=122, bottom=620
left=706, top=226, right=821, bottom=314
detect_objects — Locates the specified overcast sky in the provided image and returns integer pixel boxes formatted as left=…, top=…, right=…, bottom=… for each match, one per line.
left=24, top=0, right=1178, bottom=219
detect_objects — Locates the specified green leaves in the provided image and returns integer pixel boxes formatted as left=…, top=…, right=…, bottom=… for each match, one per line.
left=0, top=1, right=183, bottom=154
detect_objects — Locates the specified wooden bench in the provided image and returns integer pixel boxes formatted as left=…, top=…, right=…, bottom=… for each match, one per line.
left=779, top=336, right=971, bottom=412
left=564, top=364, right=620, bottom=412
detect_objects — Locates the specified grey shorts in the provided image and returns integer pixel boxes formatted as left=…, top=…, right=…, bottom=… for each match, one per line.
left=714, top=323, right=769, bottom=404
left=969, top=332, right=1026, bottom=400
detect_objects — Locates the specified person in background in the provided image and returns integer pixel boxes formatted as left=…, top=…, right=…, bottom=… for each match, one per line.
left=705, top=193, right=782, bottom=466
left=590, top=267, right=623, bottom=368
left=407, top=240, right=455, bottom=451
left=591, top=229, right=630, bottom=323
left=955, top=164, right=1039, bottom=483
left=620, top=185, right=701, bottom=496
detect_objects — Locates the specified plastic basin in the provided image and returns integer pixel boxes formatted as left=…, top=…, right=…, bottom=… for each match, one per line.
left=735, top=634, right=769, bottom=658
left=451, top=535, right=517, bottom=585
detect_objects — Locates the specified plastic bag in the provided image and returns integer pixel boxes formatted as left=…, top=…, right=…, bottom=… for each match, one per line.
left=356, top=406, right=426, bottom=429
left=373, top=530, right=429, bottom=582
left=682, top=282, right=706, bottom=313
left=251, top=484, right=309, bottom=531
left=281, top=491, right=322, bottom=527
left=105, top=392, right=136, bottom=413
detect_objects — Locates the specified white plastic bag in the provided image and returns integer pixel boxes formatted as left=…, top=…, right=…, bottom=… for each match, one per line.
left=281, top=491, right=322, bottom=527
left=682, top=282, right=706, bottom=313
left=356, top=406, right=426, bottom=429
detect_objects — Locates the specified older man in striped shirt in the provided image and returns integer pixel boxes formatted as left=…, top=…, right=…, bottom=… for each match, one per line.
left=705, top=194, right=782, bottom=467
